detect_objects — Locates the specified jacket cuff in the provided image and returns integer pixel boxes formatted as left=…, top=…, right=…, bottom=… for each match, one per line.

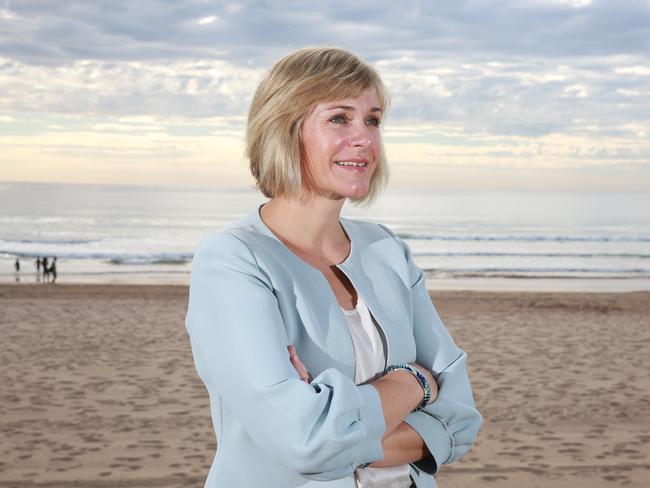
left=404, top=410, right=452, bottom=474
left=354, top=384, right=386, bottom=467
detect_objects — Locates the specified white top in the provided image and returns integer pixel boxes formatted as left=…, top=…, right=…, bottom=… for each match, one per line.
left=340, top=295, right=412, bottom=488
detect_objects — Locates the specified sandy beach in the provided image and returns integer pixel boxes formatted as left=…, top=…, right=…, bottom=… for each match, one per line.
left=0, top=284, right=648, bottom=487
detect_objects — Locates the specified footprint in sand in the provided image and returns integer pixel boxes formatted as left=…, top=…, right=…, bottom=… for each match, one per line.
left=558, top=448, right=581, bottom=454
left=480, top=475, right=509, bottom=482
left=603, top=474, right=630, bottom=483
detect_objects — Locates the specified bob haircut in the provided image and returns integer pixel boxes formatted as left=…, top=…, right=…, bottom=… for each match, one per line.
left=246, top=46, right=390, bottom=208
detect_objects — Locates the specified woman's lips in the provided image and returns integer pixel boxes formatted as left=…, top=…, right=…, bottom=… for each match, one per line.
left=334, top=160, right=369, bottom=172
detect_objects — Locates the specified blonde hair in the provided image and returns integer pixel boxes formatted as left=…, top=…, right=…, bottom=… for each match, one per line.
left=245, top=47, right=390, bottom=207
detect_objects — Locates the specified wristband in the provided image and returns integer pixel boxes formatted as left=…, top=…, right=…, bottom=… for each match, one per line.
left=385, top=363, right=431, bottom=411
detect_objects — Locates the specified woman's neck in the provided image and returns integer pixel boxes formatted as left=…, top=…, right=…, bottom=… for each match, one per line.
left=259, top=195, right=349, bottom=261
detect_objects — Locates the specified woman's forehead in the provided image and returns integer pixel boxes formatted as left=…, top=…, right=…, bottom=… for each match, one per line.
left=313, top=90, right=381, bottom=111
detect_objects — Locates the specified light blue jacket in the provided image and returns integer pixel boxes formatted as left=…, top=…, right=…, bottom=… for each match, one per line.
left=185, top=205, right=482, bottom=488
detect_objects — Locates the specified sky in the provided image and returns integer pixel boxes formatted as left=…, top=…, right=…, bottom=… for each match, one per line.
left=0, top=0, right=649, bottom=191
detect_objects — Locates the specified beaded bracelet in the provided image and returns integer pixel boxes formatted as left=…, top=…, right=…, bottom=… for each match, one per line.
left=385, top=363, right=432, bottom=412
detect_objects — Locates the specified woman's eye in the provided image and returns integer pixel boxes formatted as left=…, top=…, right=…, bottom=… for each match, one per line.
left=330, top=115, right=347, bottom=124
left=366, top=117, right=381, bottom=127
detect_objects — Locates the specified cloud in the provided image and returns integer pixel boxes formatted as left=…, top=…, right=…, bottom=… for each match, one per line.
left=0, top=57, right=263, bottom=117
left=1, top=1, right=649, bottom=66
left=0, top=0, right=648, bottom=189
left=615, top=66, right=650, bottom=76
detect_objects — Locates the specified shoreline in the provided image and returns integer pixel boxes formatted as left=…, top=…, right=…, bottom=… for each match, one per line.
left=3, top=282, right=650, bottom=300
left=2, top=275, right=650, bottom=293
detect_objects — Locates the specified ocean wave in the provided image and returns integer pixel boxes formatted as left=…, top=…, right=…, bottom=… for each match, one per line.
left=0, top=249, right=192, bottom=264
left=107, top=255, right=191, bottom=265
left=0, top=269, right=189, bottom=278
left=427, top=272, right=649, bottom=280
left=422, top=266, right=650, bottom=275
left=399, top=233, right=650, bottom=243
left=0, top=237, right=101, bottom=245
left=412, top=251, right=650, bottom=258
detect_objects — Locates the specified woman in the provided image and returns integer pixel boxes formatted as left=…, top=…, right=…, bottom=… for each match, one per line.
left=185, top=47, right=482, bottom=488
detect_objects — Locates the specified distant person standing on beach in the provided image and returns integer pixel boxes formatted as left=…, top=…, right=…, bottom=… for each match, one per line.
left=35, top=257, right=42, bottom=282
left=42, top=257, right=49, bottom=282
left=50, top=257, right=57, bottom=283
left=185, top=47, right=481, bottom=488
left=15, top=258, right=20, bottom=273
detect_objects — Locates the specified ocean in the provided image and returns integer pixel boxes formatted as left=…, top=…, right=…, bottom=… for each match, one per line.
left=1, top=181, right=649, bottom=291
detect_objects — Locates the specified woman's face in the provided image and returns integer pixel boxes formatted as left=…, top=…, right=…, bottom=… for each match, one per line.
left=300, top=90, right=382, bottom=200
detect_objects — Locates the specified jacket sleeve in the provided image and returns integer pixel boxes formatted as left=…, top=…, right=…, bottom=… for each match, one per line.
left=379, top=225, right=483, bottom=475
left=185, top=231, right=386, bottom=480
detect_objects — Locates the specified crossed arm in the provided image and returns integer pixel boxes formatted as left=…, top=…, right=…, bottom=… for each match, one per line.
left=288, top=345, right=437, bottom=468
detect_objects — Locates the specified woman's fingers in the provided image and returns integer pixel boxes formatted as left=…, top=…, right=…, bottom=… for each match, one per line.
left=288, top=345, right=311, bottom=382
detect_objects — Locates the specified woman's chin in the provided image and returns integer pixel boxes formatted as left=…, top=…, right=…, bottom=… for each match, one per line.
left=341, top=184, right=370, bottom=200
left=304, top=181, right=370, bottom=201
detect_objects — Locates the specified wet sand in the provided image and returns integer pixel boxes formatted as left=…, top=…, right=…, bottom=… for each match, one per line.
left=0, top=284, right=648, bottom=487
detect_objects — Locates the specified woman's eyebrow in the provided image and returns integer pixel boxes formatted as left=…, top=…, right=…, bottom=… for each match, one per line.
left=322, top=105, right=383, bottom=113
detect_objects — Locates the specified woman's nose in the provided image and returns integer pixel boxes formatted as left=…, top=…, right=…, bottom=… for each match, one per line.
left=348, top=122, right=372, bottom=147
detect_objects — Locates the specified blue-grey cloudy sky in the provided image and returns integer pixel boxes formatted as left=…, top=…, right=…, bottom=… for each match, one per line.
left=1, top=0, right=649, bottom=190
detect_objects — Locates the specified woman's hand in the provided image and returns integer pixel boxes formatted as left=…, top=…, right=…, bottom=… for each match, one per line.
left=288, top=345, right=312, bottom=383
left=367, top=365, right=438, bottom=468
left=369, top=362, right=439, bottom=440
